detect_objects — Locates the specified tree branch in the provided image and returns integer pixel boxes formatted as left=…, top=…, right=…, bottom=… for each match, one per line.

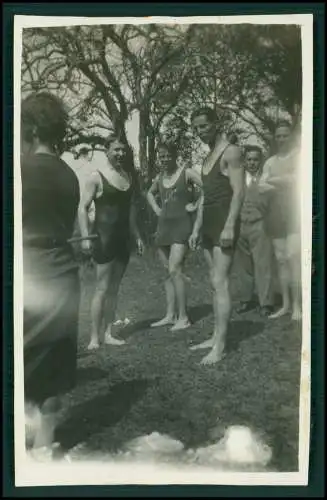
left=99, top=32, right=128, bottom=121
left=154, top=73, right=190, bottom=131
left=103, top=26, right=139, bottom=79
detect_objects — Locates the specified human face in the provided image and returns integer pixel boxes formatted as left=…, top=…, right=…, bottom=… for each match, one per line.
left=245, top=151, right=262, bottom=176
left=192, top=114, right=217, bottom=145
left=106, top=140, right=126, bottom=168
left=157, top=147, right=175, bottom=173
left=275, top=126, right=292, bottom=153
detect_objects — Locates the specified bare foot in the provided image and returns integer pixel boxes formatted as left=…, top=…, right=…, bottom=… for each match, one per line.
left=104, top=333, right=126, bottom=346
left=87, top=338, right=100, bottom=351
left=268, top=307, right=290, bottom=319
left=151, top=316, right=176, bottom=328
left=171, top=318, right=191, bottom=332
left=200, top=344, right=225, bottom=366
left=190, top=337, right=215, bottom=351
left=291, top=308, right=302, bottom=321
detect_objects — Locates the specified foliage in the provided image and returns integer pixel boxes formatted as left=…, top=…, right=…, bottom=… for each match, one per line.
left=21, top=23, right=302, bottom=175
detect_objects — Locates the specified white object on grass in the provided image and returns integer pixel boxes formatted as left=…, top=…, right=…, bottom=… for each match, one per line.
left=125, top=432, right=184, bottom=456
left=194, top=425, right=272, bottom=467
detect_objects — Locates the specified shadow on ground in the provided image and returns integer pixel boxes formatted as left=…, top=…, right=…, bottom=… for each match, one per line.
left=76, top=366, right=109, bottom=386
left=226, top=320, right=265, bottom=353
left=188, top=319, right=265, bottom=353
left=56, top=378, right=151, bottom=452
left=118, top=303, right=213, bottom=339
left=188, top=303, right=212, bottom=324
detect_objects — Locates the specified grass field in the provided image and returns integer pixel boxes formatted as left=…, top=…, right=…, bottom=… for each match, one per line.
left=56, top=249, right=302, bottom=472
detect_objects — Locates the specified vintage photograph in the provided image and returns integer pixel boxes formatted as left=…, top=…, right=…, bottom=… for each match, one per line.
left=14, top=14, right=312, bottom=486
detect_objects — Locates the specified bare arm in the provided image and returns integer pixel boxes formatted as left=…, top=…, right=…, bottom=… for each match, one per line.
left=258, top=158, right=276, bottom=192
left=78, top=175, right=98, bottom=240
left=260, top=158, right=272, bottom=183
left=146, top=175, right=161, bottom=216
left=192, top=193, right=204, bottom=233
left=224, top=145, right=245, bottom=229
left=130, top=193, right=142, bottom=241
left=185, top=167, right=203, bottom=188
left=185, top=167, right=204, bottom=230
left=267, top=161, right=298, bottom=186
left=129, top=177, right=145, bottom=253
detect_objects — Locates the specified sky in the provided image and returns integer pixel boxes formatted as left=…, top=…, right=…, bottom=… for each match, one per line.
left=25, top=24, right=291, bottom=185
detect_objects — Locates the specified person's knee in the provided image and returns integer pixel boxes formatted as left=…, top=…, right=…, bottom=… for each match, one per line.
left=169, top=261, right=182, bottom=278
left=286, top=235, right=301, bottom=260
left=211, top=271, right=228, bottom=294
left=94, top=282, right=108, bottom=296
left=274, top=247, right=288, bottom=266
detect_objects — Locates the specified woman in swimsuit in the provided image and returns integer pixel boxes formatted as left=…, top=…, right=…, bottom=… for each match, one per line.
left=78, top=134, right=144, bottom=350
left=259, top=121, right=302, bottom=321
left=21, top=92, right=80, bottom=451
left=147, top=142, right=202, bottom=331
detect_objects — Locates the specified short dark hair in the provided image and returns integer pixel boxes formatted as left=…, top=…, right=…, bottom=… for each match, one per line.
left=105, top=132, right=128, bottom=150
left=244, top=145, right=263, bottom=158
left=190, top=107, right=217, bottom=124
left=156, top=141, right=178, bottom=161
left=21, top=92, right=68, bottom=153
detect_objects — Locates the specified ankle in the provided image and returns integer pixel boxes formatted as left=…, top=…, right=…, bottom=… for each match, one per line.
left=104, top=324, right=113, bottom=335
left=166, top=313, right=175, bottom=320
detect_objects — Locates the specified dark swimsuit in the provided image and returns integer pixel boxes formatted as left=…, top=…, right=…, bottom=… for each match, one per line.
left=155, top=168, right=194, bottom=247
left=201, top=144, right=241, bottom=251
left=92, top=171, right=133, bottom=264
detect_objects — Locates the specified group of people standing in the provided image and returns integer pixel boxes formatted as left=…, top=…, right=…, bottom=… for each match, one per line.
left=146, top=109, right=302, bottom=365
left=21, top=92, right=301, bottom=452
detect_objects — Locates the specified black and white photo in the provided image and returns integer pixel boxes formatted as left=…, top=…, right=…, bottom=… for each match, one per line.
left=13, top=14, right=312, bottom=486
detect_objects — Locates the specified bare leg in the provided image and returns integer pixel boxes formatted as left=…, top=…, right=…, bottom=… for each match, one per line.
left=190, top=249, right=216, bottom=351
left=269, top=238, right=291, bottom=319
left=287, top=233, right=302, bottom=321
left=30, top=397, right=62, bottom=450
left=88, top=263, right=110, bottom=350
left=200, top=246, right=233, bottom=365
left=151, top=247, right=176, bottom=327
left=169, top=243, right=191, bottom=331
left=104, top=257, right=129, bottom=346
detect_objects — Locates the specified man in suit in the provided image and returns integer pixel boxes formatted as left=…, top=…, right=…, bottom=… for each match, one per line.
left=235, top=145, right=275, bottom=316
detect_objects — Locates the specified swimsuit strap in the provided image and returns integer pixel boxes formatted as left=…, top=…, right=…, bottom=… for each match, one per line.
left=202, top=141, right=230, bottom=178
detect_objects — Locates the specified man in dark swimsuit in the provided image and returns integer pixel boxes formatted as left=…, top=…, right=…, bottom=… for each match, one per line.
left=189, top=108, right=245, bottom=365
left=78, top=135, right=144, bottom=350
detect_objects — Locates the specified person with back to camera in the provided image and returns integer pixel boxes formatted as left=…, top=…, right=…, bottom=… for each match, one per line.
left=21, top=92, right=81, bottom=451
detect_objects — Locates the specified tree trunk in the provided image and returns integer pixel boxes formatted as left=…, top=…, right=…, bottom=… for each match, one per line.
left=148, top=125, right=156, bottom=183
left=138, top=109, right=149, bottom=182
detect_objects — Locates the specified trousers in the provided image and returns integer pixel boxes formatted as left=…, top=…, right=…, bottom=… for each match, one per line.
left=236, top=219, right=274, bottom=307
